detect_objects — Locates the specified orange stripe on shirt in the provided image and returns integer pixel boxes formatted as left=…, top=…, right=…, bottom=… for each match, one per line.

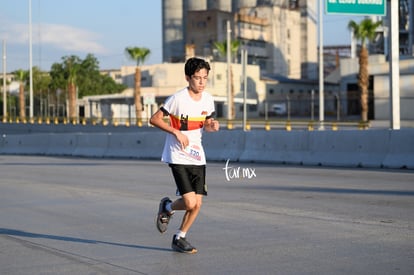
left=170, top=114, right=205, bottom=131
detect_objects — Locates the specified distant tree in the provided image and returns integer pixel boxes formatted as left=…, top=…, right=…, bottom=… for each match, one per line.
left=50, top=54, right=126, bottom=120
left=348, top=18, right=382, bottom=123
left=76, top=54, right=125, bottom=97
left=32, top=66, right=51, bottom=117
left=66, top=57, right=80, bottom=121
left=13, top=69, right=28, bottom=121
left=76, top=54, right=100, bottom=98
left=125, top=47, right=151, bottom=125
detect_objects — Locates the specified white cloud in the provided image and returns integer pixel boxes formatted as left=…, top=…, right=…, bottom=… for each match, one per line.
left=2, top=23, right=108, bottom=54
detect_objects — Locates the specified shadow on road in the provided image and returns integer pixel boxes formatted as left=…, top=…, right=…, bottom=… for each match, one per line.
left=238, top=185, right=414, bottom=196
left=0, top=228, right=171, bottom=252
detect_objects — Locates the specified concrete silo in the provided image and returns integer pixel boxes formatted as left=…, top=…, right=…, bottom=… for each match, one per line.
left=207, top=0, right=232, bottom=12
left=162, top=0, right=185, bottom=62
left=186, top=0, right=207, bottom=11
left=236, top=0, right=257, bottom=9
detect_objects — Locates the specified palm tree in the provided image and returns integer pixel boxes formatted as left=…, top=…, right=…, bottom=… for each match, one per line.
left=213, top=40, right=240, bottom=63
left=348, top=18, right=382, bottom=124
left=64, top=57, right=80, bottom=122
left=13, top=69, right=28, bottom=122
left=213, top=40, right=240, bottom=119
left=125, top=47, right=151, bottom=126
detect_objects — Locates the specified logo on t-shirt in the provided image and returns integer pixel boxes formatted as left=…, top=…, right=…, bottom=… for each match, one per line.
left=180, top=114, right=188, bottom=130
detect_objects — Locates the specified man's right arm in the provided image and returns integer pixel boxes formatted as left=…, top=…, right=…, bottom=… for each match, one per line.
left=150, top=109, right=189, bottom=149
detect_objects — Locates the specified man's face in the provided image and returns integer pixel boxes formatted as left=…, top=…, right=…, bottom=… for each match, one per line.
left=187, top=68, right=209, bottom=94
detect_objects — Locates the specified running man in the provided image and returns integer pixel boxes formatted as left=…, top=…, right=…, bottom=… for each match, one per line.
left=150, top=57, right=220, bottom=253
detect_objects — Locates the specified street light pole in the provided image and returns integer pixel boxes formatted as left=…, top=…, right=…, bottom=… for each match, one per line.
left=242, top=48, right=247, bottom=131
left=29, top=0, right=34, bottom=120
left=389, top=0, right=400, bottom=130
left=318, top=0, right=324, bottom=130
left=226, top=20, right=232, bottom=122
left=2, top=40, right=6, bottom=122
left=311, top=89, right=314, bottom=122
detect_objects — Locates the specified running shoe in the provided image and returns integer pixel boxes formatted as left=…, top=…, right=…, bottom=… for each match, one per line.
left=155, top=197, right=173, bottom=233
left=171, top=235, right=197, bottom=254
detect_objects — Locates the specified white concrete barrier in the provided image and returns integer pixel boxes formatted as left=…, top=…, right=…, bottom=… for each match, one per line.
left=203, top=130, right=245, bottom=161
left=46, top=133, right=77, bottom=156
left=72, top=133, right=110, bottom=157
left=0, top=128, right=413, bottom=169
left=383, top=129, right=414, bottom=169
left=0, top=133, right=50, bottom=155
left=302, top=130, right=390, bottom=168
left=104, top=132, right=164, bottom=159
left=239, top=131, right=308, bottom=164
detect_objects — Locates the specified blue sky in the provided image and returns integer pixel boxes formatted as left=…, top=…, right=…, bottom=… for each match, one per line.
left=0, top=0, right=362, bottom=72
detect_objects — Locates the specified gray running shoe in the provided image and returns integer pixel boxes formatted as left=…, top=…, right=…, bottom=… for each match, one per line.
left=171, top=235, right=197, bottom=254
left=155, top=197, right=173, bottom=233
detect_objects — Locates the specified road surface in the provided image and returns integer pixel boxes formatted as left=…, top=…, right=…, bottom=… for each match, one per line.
left=0, top=156, right=413, bottom=274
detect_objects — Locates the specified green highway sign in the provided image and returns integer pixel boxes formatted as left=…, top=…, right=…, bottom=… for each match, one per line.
left=326, top=0, right=386, bottom=16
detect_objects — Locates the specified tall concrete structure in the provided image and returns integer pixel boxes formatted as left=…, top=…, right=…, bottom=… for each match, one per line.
left=369, top=0, right=414, bottom=57
left=299, top=0, right=317, bottom=79
left=392, top=0, right=413, bottom=56
left=162, top=0, right=185, bottom=63
left=162, top=0, right=317, bottom=79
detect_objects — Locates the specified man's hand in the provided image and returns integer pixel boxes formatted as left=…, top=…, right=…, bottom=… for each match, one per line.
left=150, top=109, right=189, bottom=149
left=205, top=118, right=220, bottom=132
left=173, top=130, right=189, bottom=150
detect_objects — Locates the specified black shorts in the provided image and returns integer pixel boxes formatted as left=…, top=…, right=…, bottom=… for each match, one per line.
left=168, top=164, right=207, bottom=196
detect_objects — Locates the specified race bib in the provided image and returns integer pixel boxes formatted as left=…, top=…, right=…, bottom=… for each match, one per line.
left=181, top=143, right=203, bottom=162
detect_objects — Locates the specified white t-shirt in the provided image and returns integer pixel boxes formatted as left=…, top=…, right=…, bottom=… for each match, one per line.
left=161, top=87, right=215, bottom=165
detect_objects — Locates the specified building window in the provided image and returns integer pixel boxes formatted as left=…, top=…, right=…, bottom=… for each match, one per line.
left=197, top=21, right=207, bottom=28
left=239, top=104, right=258, bottom=112
left=269, top=88, right=274, bottom=95
left=222, top=20, right=227, bottom=31
left=288, top=59, right=290, bottom=74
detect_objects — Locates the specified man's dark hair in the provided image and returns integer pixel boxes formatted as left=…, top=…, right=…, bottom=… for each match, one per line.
left=184, top=57, right=210, bottom=77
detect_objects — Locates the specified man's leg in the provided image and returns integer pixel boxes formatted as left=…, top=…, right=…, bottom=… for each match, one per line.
left=170, top=192, right=202, bottom=253
left=170, top=192, right=202, bottom=232
left=179, top=193, right=203, bottom=232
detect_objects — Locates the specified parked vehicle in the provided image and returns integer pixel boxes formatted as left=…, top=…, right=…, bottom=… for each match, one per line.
left=271, top=103, right=286, bottom=115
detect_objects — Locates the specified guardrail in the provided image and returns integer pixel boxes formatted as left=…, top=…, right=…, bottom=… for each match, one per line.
left=0, top=116, right=378, bottom=132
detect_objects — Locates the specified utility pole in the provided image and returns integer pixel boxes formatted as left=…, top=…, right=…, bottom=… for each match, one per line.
left=389, top=0, right=400, bottom=130
left=242, top=49, right=248, bottom=131
left=318, top=0, right=324, bottom=130
left=226, top=20, right=232, bottom=122
left=2, top=40, right=6, bottom=122
left=29, top=0, right=34, bottom=120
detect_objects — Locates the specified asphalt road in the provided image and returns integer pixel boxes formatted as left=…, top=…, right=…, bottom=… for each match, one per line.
left=0, top=156, right=413, bottom=275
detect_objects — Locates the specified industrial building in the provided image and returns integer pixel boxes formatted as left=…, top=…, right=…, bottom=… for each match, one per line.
left=368, top=0, right=414, bottom=57
left=80, top=0, right=414, bottom=125
left=162, top=0, right=317, bottom=80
